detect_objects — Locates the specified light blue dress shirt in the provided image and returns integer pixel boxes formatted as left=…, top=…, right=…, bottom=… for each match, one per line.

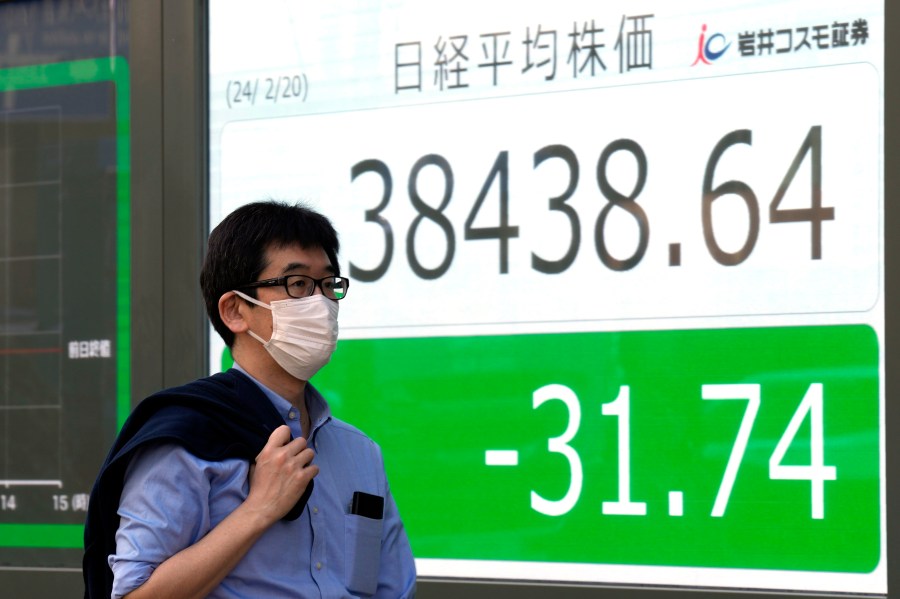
left=109, top=366, right=416, bottom=598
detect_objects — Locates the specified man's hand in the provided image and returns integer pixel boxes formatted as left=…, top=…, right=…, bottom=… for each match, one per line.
left=247, top=425, right=319, bottom=523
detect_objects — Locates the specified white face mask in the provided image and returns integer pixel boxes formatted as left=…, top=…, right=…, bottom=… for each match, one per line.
left=233, top=290, right=339, bottom=381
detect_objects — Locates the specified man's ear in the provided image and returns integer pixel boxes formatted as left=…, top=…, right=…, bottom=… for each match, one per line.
left=219, top=291, right=249, bottom=334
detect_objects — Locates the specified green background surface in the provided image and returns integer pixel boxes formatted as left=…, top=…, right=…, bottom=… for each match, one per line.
left=315, top=324, right=880, bottom=572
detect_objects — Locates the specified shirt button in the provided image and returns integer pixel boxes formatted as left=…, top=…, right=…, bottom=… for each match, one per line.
left=312, top=506, right=319, bottom=514
left=316, top=562, right=323, bottom=570
left=288, top=410, right=297, bottom=420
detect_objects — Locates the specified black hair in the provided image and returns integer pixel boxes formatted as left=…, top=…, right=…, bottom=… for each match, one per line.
left=200, top=200, right=340, bottom=347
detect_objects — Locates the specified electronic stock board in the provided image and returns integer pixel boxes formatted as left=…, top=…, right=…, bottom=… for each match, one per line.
left=0, top=58, right=131, bottom=569
left=208, top=1, right=885, bottom=594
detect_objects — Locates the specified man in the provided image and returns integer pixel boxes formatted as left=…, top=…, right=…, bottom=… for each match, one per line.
left=83, top=201, right=416, bottom=598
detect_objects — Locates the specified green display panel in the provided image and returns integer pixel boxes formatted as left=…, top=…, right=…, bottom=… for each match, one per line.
left=0, top=58, right=131, bottom=564
left=315, top=324, right=879, bottom=572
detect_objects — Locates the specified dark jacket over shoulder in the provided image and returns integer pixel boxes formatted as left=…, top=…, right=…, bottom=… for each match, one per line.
left=82, top=369, right=311, bottom=599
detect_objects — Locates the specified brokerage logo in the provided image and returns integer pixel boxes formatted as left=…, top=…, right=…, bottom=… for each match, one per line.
left=692, top=24, right=730, bottom=65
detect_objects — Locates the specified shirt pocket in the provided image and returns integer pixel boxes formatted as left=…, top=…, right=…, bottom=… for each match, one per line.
left=344, top=513, right=384, bottom=596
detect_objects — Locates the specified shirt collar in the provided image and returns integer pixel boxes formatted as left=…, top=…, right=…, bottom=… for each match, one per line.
left=232, top=363, right=332, bottom=433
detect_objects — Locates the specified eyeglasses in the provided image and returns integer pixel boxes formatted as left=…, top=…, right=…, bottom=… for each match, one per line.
left=238, top=275, right=350, bottom=300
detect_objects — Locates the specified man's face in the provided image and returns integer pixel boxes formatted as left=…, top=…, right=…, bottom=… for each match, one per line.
left=243, top=242, right=335, bottom=343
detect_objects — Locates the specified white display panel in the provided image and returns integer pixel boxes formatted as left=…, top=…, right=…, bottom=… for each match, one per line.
left=219, top=64, right=878, bottom=332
